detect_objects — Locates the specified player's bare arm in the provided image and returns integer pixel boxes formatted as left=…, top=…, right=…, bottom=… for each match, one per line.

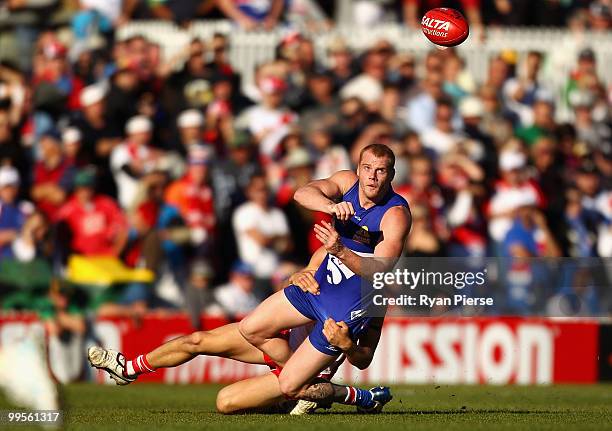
left=293, top=170, right=358, bottom=220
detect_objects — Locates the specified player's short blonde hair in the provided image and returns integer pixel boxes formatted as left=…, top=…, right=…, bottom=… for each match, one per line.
left=358, top=143, right=395, bottom=169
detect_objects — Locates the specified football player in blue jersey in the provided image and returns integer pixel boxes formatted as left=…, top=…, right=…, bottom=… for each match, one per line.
left=238, top=143, right=412, bottom=412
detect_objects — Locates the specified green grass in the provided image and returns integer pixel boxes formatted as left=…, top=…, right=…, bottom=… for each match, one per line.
left=1, top=384, right=611, bottom=431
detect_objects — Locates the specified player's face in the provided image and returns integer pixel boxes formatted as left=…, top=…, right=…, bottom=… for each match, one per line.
left=357, top=152, right=393, bottom=200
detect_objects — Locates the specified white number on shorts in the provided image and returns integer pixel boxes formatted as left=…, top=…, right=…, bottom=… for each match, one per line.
left=326, top=255, right=355, bottom=285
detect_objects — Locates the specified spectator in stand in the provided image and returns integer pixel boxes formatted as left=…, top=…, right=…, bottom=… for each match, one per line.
left=213, top=260, right=259, bottom=316
left=558, top=186, right=599, bottom=257
left=420, top=98, right=464, bottom=159
left=72, top=84, right=122, bottom=196
left=478, top=84, right=515, bottom=148
left=165, top=145, right=216, bottom=257
left=439, top=151, right=487, bottom=257
left=487, top=149, right=546, bottom=251
left=184, top=260, right=225, bottom=328
left=56, top=168, right=128, bottom=257
left=397, top=155, right=447, bottom=239
left=589, top=1, right=612, bottom=31
left=175, top=109, right=206, bottom=157
left=206, top=34, right=233, bottom=77
left=72, top=0, right=138, bottom=45
left=515, top=99, right=557, bottom=147
left=211, top=130, right=258, bottom=221
left=309, top=123, right=351, bottom=180
left=502, top=51, right=551, bottom=127
left=232, top=174, right=291, bottom=297
left=325, top=37, right=356, bottom=91
left=217, top=0, right=285, bottom=31
left=31, top=130, right=75, bottom=221
left=242, top=75, right=298, bottom=160
left=11, top=209, right=49, bottom=263
left=484, top=55, right=511, bottom=100
left=404, top=203, right=443, bottom=257
left=570, top=90, right=612, bottom=152
left=0, top=166, right=27, bottom=260
left=0, top=108, right=27, bottom=180
left=297, top=70, right=339, bottom=130
left=403, top=67, right=444, bottom=134
left=111, top=115, right=162, bottom=208
left=340, top=48, right=387, bottom=112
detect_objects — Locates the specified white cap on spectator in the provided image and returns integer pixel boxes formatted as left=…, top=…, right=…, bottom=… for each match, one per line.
left=126, top=115, right=152, bottom=135
left=80, top=84, right=106, bottom=107
left=177, top=109, right=204, bottom=128
left=0, top=166, right=20, bottom=187
left=459, top=96, right=484, bottom=118
left=62, top=127, right=82, bottom=145
left=499, top=151, right=526, bottom=171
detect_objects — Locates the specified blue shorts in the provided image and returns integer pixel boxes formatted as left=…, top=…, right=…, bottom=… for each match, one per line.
left=284, top=284, right=370, bottom=356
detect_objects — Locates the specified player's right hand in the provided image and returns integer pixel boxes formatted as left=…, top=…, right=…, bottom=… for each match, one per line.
left=327, top=201, right=355, bottom=221
left=289, top=270, right=319, bottom=295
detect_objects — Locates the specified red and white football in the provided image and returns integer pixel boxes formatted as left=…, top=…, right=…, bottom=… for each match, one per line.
left=421, top=8, right=469, bottom=47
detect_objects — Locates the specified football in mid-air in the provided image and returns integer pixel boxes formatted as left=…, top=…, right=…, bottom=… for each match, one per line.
left=421, top=8, right=469, bottom=47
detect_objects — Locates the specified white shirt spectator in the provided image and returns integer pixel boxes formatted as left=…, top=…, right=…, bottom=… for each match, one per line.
left=232, top=201, right=289, bottom=278
left=110, top=142, right=156, bottom=208
left=214, top=282, right=259, bottom=315
left=314, top=146, right=351, bottom=180
left=420, top=128, right=462, bottom=158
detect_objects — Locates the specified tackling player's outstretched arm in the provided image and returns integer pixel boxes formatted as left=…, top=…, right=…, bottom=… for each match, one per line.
left=293, top=170, right=358, bottom=220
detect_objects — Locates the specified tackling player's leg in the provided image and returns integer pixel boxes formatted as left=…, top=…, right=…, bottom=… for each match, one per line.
left=216, top=374, right=286, bottom=414
left=88, top=322, right=270, bottom=384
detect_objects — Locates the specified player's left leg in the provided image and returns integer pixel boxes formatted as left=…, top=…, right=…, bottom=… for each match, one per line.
left=216, top=374, right=286, bottom=414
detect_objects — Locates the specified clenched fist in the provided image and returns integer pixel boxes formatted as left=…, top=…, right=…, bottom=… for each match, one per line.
left=322, top=318, right=353, bottom=352
left=327, top=201, right=355, bottom=221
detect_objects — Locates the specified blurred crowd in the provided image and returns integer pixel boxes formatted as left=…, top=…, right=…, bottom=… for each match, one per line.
left=0, top=0, right=610, bottom=335
left=2, top=0, right=612, bottom=36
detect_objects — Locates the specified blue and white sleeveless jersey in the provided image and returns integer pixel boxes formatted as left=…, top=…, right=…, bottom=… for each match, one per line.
left=284, top=180, right=409, bottom=355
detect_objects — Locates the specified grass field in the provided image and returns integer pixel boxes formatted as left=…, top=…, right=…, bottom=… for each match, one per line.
left=1, top=383, right=611, bottom=431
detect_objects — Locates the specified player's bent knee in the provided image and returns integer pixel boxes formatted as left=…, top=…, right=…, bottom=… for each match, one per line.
left=238, top=318, right=262, bottom=345
left=277, top=374, right=302, bottom=399
left=215, top=388, right=234, bottom=414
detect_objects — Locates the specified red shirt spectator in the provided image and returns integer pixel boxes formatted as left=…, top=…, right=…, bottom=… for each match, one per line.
left=31, top=132, right=75, bottom=221
left=56, top=170, right=128, bottom=256
left=165, top=146, right=216, bottom=242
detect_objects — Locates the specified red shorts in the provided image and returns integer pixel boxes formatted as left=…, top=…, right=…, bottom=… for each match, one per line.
left=262, top=329, right=290, bottom=376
